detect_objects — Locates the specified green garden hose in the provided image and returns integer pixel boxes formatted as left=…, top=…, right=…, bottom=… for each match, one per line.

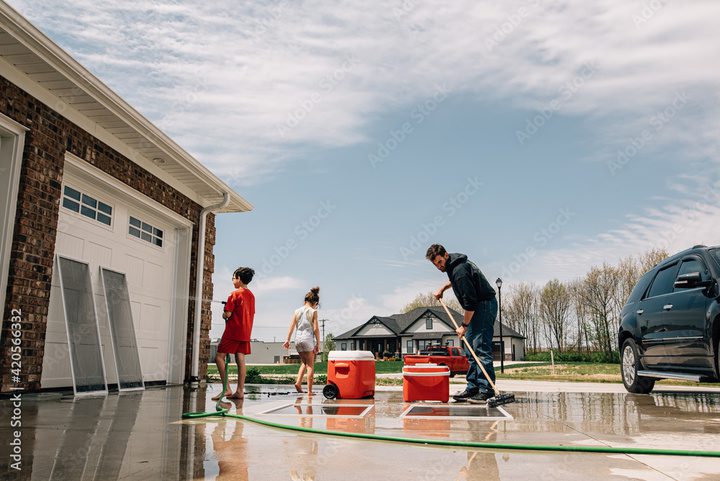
left=182, top=356, right=720, bottom=458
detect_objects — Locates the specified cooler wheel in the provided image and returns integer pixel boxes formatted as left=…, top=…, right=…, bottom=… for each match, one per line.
left=323, top=383, right=339, bottom=399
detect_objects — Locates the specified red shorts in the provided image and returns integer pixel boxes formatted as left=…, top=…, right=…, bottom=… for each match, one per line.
left=217, top=338, right=251, bottom=355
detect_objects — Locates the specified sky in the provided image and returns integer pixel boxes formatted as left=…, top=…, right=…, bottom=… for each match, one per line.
left=7, top=0, right=720, bottom=341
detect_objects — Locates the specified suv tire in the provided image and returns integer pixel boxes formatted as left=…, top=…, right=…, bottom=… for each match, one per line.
left=621, top=338, right=655, bottom=394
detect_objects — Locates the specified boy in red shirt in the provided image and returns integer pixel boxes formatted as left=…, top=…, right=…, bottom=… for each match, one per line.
left=212, top=267, right=255, bottom=400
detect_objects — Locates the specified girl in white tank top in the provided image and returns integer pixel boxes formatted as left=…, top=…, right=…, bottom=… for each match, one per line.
left=283, top=287, right=321, bottom=393
left=293, top=306, right=316, bottom=352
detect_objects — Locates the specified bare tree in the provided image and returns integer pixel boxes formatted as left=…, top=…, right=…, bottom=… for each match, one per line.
left=578, top=264, right=620, bottom=356
left=616, top=256, right=640, bottom=303
left=402, top=292, right=463, bottom=314
left=568, top=279, right=591, bottom=352
left=493, top=248, right=672, bottom=357
left=538, top=279, right=572, bottom=352
left=639, top=248, right=669, bottom=274
left=504, top=283, right=539, bottom=353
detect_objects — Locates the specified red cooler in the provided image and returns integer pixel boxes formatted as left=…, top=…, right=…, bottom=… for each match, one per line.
left=403, top=363, right=450, bottom=403
left=323, top=351, right=375, bottom=399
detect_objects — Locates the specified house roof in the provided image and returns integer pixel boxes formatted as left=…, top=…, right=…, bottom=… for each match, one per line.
left=411, top=332, right=445, bottom=340
left=333, top=326, right=360, bottom=340
left=491, top=322, right=525, bottom=339
left=0, top=2, right=252, bottom=212
left=333, top=306, right=526, bottom=340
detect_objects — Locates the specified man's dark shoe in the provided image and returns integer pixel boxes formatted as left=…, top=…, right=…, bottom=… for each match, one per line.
left=467, top=391, right=493, bottom=404
left=452, top=388, right=478, bottom=402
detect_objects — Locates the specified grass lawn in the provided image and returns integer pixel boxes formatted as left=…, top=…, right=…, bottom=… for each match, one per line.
left=207, top=360, right=404, bottom=376
left=207, top=361, right=719, bottom=387
left=497, top=362, right=720, bottom=386
left=496, top=363, right=620, bottom=382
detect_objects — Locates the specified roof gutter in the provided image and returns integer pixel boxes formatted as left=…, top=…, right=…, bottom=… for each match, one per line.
left=188, top=192, right=230, bottom=387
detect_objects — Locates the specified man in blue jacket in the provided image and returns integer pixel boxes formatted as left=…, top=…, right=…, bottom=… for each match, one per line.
left=427, top=244, right=498, bottom=403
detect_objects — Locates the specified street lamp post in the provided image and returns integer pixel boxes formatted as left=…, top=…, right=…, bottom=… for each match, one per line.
left=496, top=277, right=504, bottom=374
left=321, top=319, right=327, bottom=362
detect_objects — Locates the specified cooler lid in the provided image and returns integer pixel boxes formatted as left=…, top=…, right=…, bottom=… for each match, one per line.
left=403, top=364, right=450, bottom=376
left=328, top=350, right=375, bottom=361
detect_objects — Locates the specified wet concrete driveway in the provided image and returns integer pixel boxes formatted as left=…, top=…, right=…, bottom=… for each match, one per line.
left=1, top=385, right=719, bottom=480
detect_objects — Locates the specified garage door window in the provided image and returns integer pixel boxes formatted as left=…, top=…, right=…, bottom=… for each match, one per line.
left=62, top=185, right=113, bottom=226
left=129, top=216, right=163, bottom=247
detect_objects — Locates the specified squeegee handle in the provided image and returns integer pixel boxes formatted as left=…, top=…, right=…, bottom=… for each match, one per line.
left=438, top=298, right=499, bottom=395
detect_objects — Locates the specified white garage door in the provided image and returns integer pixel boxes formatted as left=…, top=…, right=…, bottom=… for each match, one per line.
left=43, top=171, right=184, bottom=388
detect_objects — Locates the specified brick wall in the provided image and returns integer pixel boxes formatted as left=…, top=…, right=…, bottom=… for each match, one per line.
left=0, top=75, right=216, bottom=392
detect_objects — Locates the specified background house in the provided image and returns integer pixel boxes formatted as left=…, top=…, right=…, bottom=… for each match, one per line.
left=209, top=339, right=293, bottom=365
left=333, top=307, right=526, bottom=360
left=0, top=2, right=251, bottom=392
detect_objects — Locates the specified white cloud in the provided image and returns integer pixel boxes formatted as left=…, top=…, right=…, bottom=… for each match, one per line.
left=8, top=0, right=720, bottom=295
left=8, top=0, right=720, bottom=185
left=252, top=275, right=303, bottom=294
left=497, top=176, right=720, bottom=285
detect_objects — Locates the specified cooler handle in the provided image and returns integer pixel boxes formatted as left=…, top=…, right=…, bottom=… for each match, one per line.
left=335, top=362, right=351, bottom=377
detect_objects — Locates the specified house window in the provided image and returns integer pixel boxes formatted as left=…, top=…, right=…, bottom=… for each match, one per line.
left=129, top=216, right=163, bottom=247
left=446, top=339, right=454, bottom=347
left=406, top=340, right=413, bottom=354
left=425, top=316, right=433, bottom=330
left=350, top=340, right=355, bottom=350
left=418, top=339, right=437, bottom=351
left=62, top=185, right=113, bottom=226
left=341, top=343, right=347, bottom=350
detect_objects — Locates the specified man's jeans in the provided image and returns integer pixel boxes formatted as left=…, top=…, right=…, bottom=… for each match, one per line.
left=464, top=298, right=498, bottom=394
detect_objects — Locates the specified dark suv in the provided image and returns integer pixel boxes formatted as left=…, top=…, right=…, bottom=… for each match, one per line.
left=618, top=245, right=720, bottom=393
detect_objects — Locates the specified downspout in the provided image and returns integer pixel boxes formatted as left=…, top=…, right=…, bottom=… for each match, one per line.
left=188, top=192, right=230, bottom=387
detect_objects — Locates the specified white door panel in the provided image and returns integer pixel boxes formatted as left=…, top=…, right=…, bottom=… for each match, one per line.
left=43, top=176, right=179, bottom=388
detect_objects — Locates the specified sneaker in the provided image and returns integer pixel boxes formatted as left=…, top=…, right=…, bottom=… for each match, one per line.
left=452, top=388, right=478, bottom=402
left=467, top=391, right=493, bottom=404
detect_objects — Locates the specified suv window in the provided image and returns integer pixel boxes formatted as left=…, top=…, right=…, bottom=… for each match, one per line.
left=710, top=248, right=720, bottom=269
left=627, top=270, right=655, bottom=303
left=647, top=262, right=680, bottom=298
left=425, top=348, right=448, bottom=356
left=673, top=257, right=710, bottom=291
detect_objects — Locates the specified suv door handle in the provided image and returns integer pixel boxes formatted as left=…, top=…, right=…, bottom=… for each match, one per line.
left=663, top=304, right=673, bottom=311
left=636, top=309, right=644, bottom=315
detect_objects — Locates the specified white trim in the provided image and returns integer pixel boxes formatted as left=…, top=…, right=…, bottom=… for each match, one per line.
left=168, top=226, right=192, bottom=384
left=403, top=312, right=454, bottom=334
left=0, top=113, right=27, bottom=332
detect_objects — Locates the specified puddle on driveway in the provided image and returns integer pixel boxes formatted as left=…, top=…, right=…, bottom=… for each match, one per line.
left=1, top=385, right=719, bottom=480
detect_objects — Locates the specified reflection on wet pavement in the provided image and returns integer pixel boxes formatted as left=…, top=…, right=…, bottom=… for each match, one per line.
left=0, top=385, right=719, bottom=480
